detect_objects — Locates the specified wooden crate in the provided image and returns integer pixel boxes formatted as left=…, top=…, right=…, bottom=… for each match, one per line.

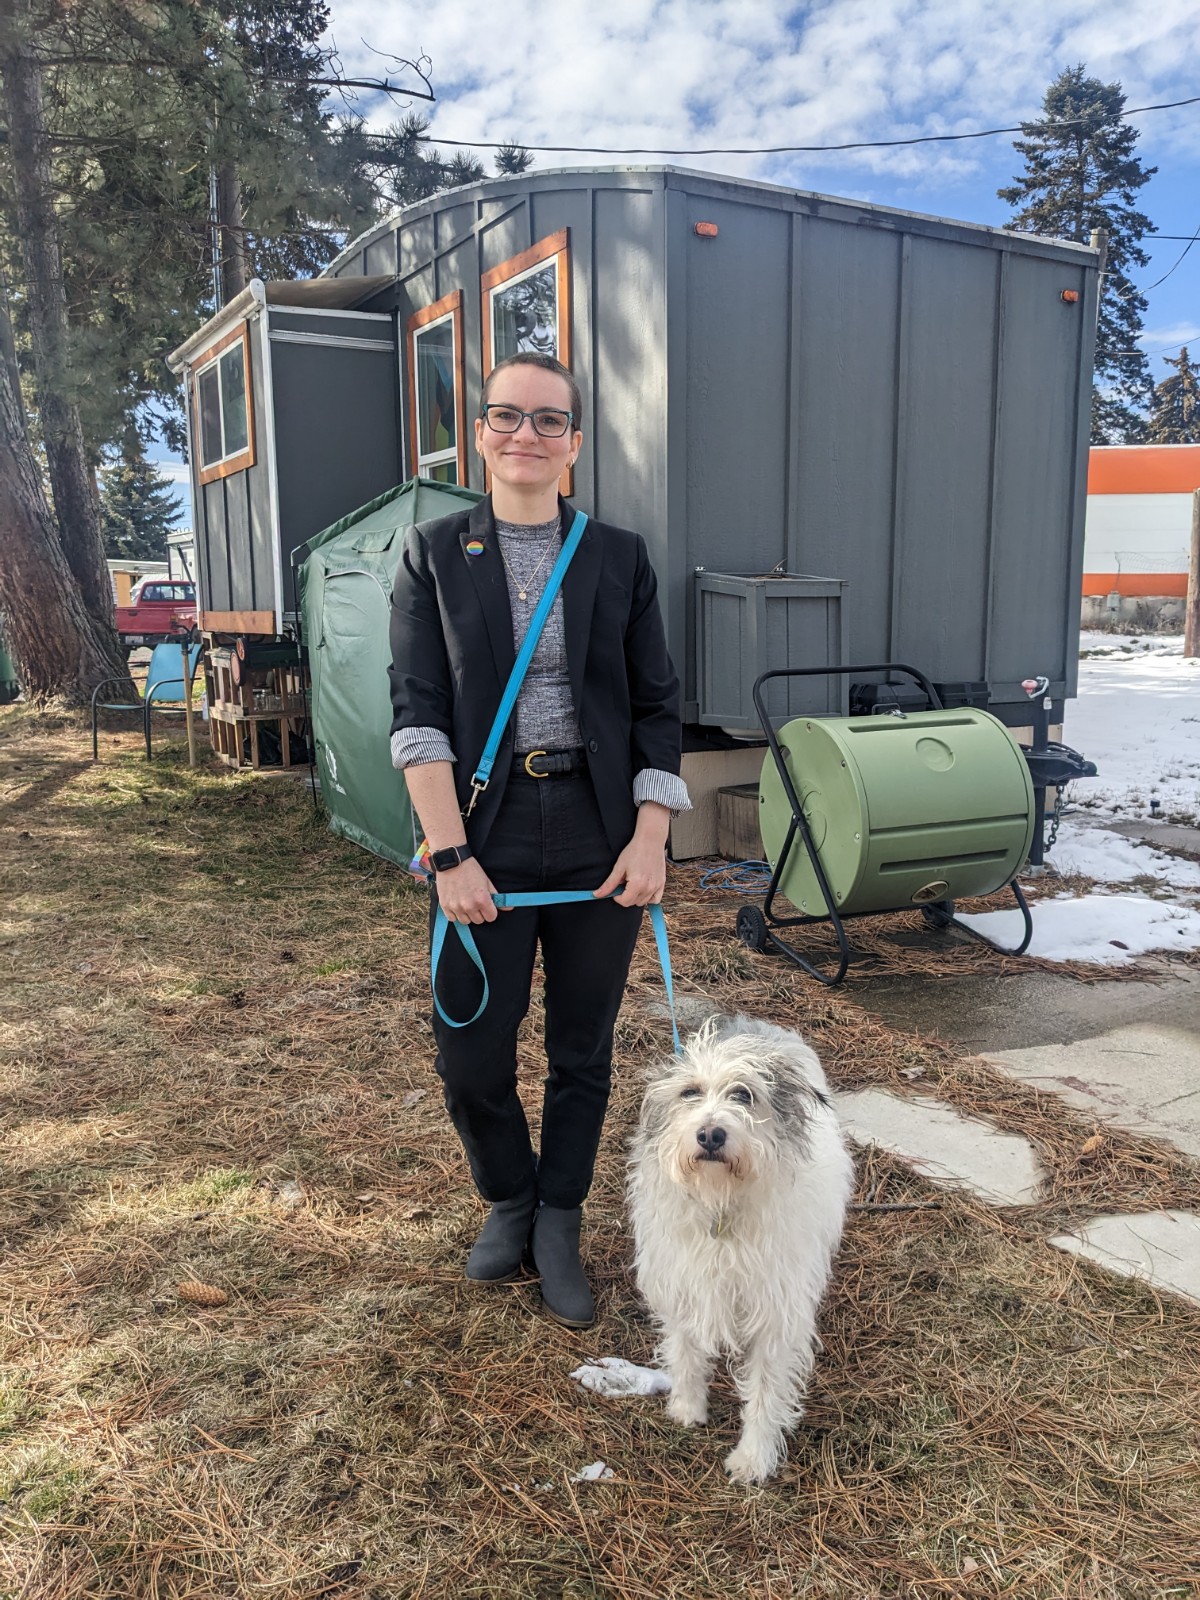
left=716, top=783, right=765, bottom=862
left=204, top=646, right=309, bottom=770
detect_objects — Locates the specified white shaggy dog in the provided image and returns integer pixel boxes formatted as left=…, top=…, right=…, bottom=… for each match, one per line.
left=628, top=1014, right=854, bottom=1484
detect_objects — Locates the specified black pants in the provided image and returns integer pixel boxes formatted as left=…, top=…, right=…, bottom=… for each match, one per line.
left=430, top=771, right=643, bottom=1209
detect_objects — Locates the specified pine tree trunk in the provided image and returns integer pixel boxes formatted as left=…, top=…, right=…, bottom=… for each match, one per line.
left=217, top=161, right=249, bottom=305
left=1, top=1, right=115, bottom=625
left=0, top=286, right=135, bottom=706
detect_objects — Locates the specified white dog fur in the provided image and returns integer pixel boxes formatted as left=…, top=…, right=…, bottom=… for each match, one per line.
left=628, top=1014, right=854, bottom=1484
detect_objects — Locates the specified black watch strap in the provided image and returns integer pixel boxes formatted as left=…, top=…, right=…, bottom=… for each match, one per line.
left=430, top=843, right=473, bottom=873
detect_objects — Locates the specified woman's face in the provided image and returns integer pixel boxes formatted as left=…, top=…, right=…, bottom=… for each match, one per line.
left=475, top=366, right=582, bottom=495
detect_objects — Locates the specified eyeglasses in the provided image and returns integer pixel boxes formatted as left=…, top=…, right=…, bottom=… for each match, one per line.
left=481, top=402, right=575, bottom=438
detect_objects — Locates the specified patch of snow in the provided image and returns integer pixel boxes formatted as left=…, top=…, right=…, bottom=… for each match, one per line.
left=958, top=893, right=1200, bottom=964
left=1064, top=650, right=1200, bottom=827
left=570, top=1460, right=615, bottom=1481
left=1077, top=631, right=1183, bottom=659
left=1048, top=817, right=1200, bottom=892
left=570, top=1358, right=671, bottom=1398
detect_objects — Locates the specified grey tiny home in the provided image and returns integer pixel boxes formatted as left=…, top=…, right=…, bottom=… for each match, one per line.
left=169, top=165, right=1100, bottom=831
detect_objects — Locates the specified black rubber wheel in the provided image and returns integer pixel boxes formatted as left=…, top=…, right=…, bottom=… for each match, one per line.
left=921, top=899, right=956, bottom=930
left=736, top=904, right=769, bottom=952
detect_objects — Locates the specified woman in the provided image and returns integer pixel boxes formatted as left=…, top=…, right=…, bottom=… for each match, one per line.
left=388, top=352, right=689, bottom=1328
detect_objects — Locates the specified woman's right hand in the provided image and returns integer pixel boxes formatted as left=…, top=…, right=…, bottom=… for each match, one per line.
left=436, top=857, right=501, bottom=924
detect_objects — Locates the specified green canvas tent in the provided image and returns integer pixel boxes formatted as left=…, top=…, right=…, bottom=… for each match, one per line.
left=294, top=477, right=483, bottom=867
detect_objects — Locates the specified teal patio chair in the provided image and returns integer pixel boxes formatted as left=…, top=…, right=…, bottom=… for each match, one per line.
left=91, top=641, right=203, bottom=761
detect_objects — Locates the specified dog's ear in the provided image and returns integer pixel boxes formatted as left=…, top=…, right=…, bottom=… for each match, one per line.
left=637, top=1068, right=681, bottom=1139
left=761, top=1051, right=830, bottom=1130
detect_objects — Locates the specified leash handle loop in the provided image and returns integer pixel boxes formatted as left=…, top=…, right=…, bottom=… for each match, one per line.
left=430, top=893, right=681, bottom=1053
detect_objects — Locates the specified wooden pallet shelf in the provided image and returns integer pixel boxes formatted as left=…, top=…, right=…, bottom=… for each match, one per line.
left=204, top=644, right=309, bottom=770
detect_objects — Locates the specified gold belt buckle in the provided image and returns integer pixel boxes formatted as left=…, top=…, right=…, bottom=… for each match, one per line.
left=524, top=749, right=548, bottom=778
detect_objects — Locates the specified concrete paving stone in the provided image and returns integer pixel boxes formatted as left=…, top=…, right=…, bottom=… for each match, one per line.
left=982, top=1024, right=1200, bottom=1161
left=831, top=1088, right=1046, bottom=1205
left=1048, top=1211, right=1200, bottom=1307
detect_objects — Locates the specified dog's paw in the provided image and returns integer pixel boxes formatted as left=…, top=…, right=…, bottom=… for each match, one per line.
left=723, top=1441, right=779, bottom=1485
left=665, top=1391, right=708, bottom=1428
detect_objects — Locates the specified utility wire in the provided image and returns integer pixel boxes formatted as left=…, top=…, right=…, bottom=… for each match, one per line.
left=399, top=92, right=1200, bottom=158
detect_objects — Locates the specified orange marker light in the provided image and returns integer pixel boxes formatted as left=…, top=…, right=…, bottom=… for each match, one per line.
left=694, top=221, right=719, bottom=238
left=1061, top=289, right=1080, bottom=303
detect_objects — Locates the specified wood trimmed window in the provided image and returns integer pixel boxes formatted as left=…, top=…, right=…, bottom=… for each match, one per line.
left=406, top=289, right=467, bottom=486
left=481, top=229, right=573, bottom=494
left=192, top=324, right=256, bottom=486
left=481, top=228, right=571, bottom=379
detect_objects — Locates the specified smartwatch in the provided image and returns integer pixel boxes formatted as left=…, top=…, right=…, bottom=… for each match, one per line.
left=429, top=843, right=473, bottom=873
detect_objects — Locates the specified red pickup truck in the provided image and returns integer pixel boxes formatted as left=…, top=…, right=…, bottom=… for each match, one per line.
left=115, top=579, right=197, bottom=649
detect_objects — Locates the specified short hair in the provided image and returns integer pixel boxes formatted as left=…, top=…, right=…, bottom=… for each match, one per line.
left=481, top=353, right=582, bottom=428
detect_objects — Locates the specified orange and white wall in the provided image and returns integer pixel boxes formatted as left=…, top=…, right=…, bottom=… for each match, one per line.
left=1084, top=445, right=1199, bottom=622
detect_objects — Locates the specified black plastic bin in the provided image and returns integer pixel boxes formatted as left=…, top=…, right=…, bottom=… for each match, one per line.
left=932, top=680, right=990, bottom=710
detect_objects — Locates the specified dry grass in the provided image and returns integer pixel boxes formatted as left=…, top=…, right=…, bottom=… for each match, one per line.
left=2, top=709, right=1199, bottom=1600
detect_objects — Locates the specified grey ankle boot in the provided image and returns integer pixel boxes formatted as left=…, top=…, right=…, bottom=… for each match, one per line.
left=529, top=1205, right=594, bottom=1328
left=466, top=1191, right=537, bottom=1283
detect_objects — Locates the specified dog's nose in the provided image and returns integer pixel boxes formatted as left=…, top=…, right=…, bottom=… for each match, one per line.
left=696, top=1125, right=726, bottom=1150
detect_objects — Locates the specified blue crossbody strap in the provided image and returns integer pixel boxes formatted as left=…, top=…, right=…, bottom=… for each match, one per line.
left=465, top=509, right=588, bottom=812
left=431, top=894, right=681, bottom=1055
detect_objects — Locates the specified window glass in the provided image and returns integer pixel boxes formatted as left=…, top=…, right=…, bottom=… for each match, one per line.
left=197, top=365, right=223, bottom=466
left=414, top=318, right=456, bottom=459
left=219, top=344, right=249, bottom=456
left=426, top=460, right=458, bottom=485
left=492, top=262, right=557, bottom=362
left=142, top=585, right=167, bottom=602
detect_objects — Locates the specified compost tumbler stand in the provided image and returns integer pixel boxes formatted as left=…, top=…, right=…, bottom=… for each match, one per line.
left=739, top=665, right=1034, bottom=986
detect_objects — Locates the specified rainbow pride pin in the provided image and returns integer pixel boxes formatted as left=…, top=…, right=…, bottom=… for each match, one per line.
left=466, top=539, right=485, bottom=556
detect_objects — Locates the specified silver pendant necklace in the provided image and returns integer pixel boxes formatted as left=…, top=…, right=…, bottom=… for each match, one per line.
left=499, top=532, right=558, bottom=602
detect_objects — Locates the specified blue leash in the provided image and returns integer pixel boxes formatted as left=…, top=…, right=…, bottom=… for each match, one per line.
left=465, top=509, right=589, bottom=815
left=431, top=894, right=682, bottom=1055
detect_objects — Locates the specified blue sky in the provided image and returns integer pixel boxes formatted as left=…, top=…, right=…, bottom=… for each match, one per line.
left=157, top=0, right=1200, bottom=523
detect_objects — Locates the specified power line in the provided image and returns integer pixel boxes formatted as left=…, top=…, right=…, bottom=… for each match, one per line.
left=399, top=92, right=1200, bottom=158
left=1140, top=218, right=1200, bottom=291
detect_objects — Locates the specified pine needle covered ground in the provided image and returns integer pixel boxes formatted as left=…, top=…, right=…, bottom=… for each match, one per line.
left=2, top=709, right=1199, bottom=1599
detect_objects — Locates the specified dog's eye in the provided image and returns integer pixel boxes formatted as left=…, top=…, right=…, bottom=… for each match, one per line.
left=678, top=1086, right=702, bottom=1100
left=730, top=1086, right=754, bottom=1106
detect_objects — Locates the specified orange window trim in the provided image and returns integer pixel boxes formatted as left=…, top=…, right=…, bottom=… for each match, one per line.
left=406, top=289, right=467, bottom=486
left=193, top=323, right=257, bottom=487
left=1087, top=445, right=1200, bottom=496
left=480, top=228, right=573, bottom=495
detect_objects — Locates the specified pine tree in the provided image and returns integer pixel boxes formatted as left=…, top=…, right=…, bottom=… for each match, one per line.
left=1146, top=347, right=1200, bottom=444
left=998, top=66, right=1156, bottom=444
left=99, top=445, right=182, bottom=562
left=495, top=142, right=533, bottom=176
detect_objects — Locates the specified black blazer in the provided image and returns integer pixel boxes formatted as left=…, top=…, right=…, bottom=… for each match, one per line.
left=388, top=495, right=682, bottom=855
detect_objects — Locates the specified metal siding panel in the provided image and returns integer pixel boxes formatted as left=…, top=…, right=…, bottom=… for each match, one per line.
left=435, top=202, right=474, bottom=248
left=201, top=479, right=232, bottom=609
left=683, top=194, right=790, bottom=578
left=363, top=236, right=397, bottom=277
left=249, top=461, right=275, bottom=613
left=479, top=202, right=529, bottom=275
left=989, top=252, right=1090, bottom=696
left=893, top=237, right=998, bottom=679
left=592, top=186, right=662, bottom=537
left=269, top=309, right=391, bottom=339
left=789, top=217, right=902, bottom=665
left=663, top=185, right=692, bottom=710
left=399, top=216, right=434, bottom=278
left=272, top=340, right=402, bottom=611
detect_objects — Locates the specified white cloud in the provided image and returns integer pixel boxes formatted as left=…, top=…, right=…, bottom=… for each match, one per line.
left=323, top=0, right=1200, bottom=186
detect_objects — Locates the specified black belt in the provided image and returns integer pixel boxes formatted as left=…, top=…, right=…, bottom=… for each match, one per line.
left=511, top=747, right=588, bottom=778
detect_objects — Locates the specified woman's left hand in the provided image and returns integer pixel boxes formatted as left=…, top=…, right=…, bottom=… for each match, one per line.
left=594, top=803, right=671, bottom=907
